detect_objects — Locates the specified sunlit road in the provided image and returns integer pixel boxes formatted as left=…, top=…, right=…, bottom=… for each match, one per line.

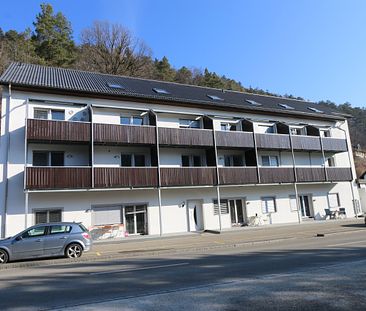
left=1, top=228, right=366, bottom=310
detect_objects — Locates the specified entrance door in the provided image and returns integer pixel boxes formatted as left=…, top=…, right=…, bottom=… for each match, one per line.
left=124, top=205, right=147, bottom=235
left=299, top=195, right=313, bottom=217
left=229, top=199, right=246, bottom=225
left=187, top=200, right=203, bottom=232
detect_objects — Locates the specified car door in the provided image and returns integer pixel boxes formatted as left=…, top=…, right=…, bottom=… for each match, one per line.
left=11, top=226, right=48, bottom=260
left=43, top=224, right=72, bottom=256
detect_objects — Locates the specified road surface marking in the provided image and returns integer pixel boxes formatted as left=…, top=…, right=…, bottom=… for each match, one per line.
left=328, top=240, right=366, bottom=247
left=89, top=262, right=189, bottom=276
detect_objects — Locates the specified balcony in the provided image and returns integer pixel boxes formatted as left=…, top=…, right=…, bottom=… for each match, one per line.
left=219, top=167, right=258, bottom=185
left=291, top=136, right=321, bottom=151
left=296, top=167, right=326, bottom=182
left=259, top=167, right=295, bottom=183
left=160, top=167, right=217, bottom=187
left=215, top=131, right=254, bottom=148
left=322, top=138, right=348, bottom=152
left=94, top=123, right=156, bottom=145
left=158, top=128, right=213, bottom=147
left=27, top=119, right=90, bottom=143
left=326, top=167, right=353, bottom=181
left=255, top=133, right=291, bottom=150
left=26, top=167, right=91, bottom=190
left=94, top=167, right=158, bottom=188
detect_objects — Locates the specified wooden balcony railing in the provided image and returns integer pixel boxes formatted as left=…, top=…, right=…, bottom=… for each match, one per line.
left=27, top=119, right=90, bottom=143
left=291, top=136, right=321, bottom=151
left=255, top=133, right=291, bottom=150
left=219, top=167, right=258, bottom=185
left=326, top=167, right=353, bottom=181
left=296, top=167, right=326, bottom=182
left=159, top=128, right=214, bottom=147
left=94, top=167, right=158, bottom=188
left=160, top=167, right=217, bottom=186
left=322, top=138, right=348, bottom=152
left=259, top=167, right=295, bottom=183
left=26, top=167, right=91, bottom=190
left=215, top=131, right=254, bottom=148
left=94, top=123, right=156, bottom=145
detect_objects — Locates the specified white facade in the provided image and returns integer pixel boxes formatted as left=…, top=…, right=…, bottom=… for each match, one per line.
left=0, top=86, right=361, bottom=238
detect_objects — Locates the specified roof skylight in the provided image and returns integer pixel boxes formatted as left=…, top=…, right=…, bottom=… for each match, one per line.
left=307, top=107, right=324, bottom=113
left=153, top=88, right=170, bottom=94
left=106, top=82, right=124, bottom=89
left=278, top=103, right=295, bottom=110
left=207, top=94, right=224, bottom=101
left=246, top=99, right=262, bottom=106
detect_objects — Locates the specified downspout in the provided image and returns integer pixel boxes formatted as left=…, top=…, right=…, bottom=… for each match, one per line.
left=150, top=110, right=163, bottom=236
left=289, top=131, right=301, bottom=223
left=252, top=127, right=261, bottom=183
left=89, top=104, right=94, bottom=188
left=1, top=84, right=11, bottom=237
left=211, top=120, right=222, bottom=232
left=24, top=98, right=29, bottom=229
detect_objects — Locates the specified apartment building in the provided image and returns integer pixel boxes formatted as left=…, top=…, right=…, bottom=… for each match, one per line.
left=0, top=62, right=361, bottom=238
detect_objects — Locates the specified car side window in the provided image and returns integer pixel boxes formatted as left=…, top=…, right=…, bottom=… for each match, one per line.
left=21, top=226, right=47, bottom=239
left=50, top=225, right=72, bottom=235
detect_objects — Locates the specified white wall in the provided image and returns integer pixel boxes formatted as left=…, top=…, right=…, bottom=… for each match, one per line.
left=94, top=146, right=152, bottom=167
left=160, top=148, right=207, bottom=167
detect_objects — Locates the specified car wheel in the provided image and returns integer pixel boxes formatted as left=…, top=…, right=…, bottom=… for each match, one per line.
left=0, top=249, right=9, bottom=264
left=65, top=243, right=83, bottom=259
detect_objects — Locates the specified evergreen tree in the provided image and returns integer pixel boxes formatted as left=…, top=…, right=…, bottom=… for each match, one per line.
left=32, top=3, right=76, bottom=67
left=175, top=66, right=193, bottom=84
left=154, top=56, right=176, bottom=81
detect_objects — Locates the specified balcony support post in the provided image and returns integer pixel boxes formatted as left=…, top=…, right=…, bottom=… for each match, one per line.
left=253, top=132, right=261, bottom=183
left=289, top=133, right=301, bottom=223
left=319, top=137, right=328, bottom=181
left=89, top=105, right=94, bottom=188
left=24, top=191, right=29, bottom=229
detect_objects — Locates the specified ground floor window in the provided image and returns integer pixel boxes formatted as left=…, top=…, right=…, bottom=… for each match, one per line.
left=261, top=197, right=277, bottom=214
left=229, top=199, right=247, bottom=224
left=213, top=199, right=229, bottom=215
left=34, top=209, right=62, bottom=224
left=328, top=193, right=340, bottom=208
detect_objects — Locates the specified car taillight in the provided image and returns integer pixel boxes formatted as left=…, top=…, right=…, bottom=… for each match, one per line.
left=82, top=232, right=91, bottom=239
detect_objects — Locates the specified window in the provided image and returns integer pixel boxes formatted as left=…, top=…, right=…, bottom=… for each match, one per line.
left=224, top=155, right=244, bottom=167
left=278, top=103, right=295, bottom=110
left=106, top=82, right=125, bottom=89
left=50, top=225, right=72, bottom=234
left=328, top=193, right=340, bottom=208
left=35, top=209, right=62, bottom=224
left=179, top=119, right=201, bottom=129
left=120, top=116, right=144, bottom=126
left=92, top=206, right=122, bottom=226
left=121, top=154, right=146, bottom=167
left=181, top=155, right=202, bottom=167
left=246, top=99, right=262, bottom=106
left=152, top=88, right=170, bottom=94
left=257, top=124, right=276, bottom=134
left=207, top=94, right=224, bottom=101
left=261, top=155, right=279, bottom=167
left=308, top=107, right=324, bottom=113
left=21, top=226, right=47, bottom=238
left=220, top=122, right=237, bottom=131
left=289, top=195, right=298, bottom=212
left=213, top=199, right=229, bottom=215
left=33, top=151, right=64, bottom=166
left=261, top=197, right=277, bottom=214
left=327, top=157, right=335, bottom=167
left=320, top=129, right=331, bottom=137
left=290, top=127, right=306, bottom=136
left=34, top=108, right=65, bottom=120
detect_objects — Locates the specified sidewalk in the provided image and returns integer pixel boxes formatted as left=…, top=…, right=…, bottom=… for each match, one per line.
left=2, top=218, right=364, bottom=270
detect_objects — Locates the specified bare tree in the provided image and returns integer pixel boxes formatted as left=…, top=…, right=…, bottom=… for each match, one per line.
left=76, top=21, right=152, bottom=76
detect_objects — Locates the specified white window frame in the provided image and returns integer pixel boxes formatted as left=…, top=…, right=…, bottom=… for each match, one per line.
left=261, top=197, right=277, bottom=214
left=33, top=108, right=65, bottom=121
left=213, top=199, right=229, bottom=215
left=32, top=151, right=64, bottom=167
left=257, top=124, right=276, bottom=134
left=33, top=208, right=63, bottom=225
left=328, top=193, right=340, bottom=208
left=223, top=155, right=245, bottom=167
left=320, top=129, right=331, bottom=138
left=121, top=153, right=147, bottom=167
left=120, top=115, right=145, bottom=126
left=220, top=122, right=239, bottom=132
left=181, top=155, right=203, bottom=167
left=179, top=118, right=201, bottom=129
left=290, top=126, right=306, bottom=136
left=289, top=195, right=298, bottom=212
left=261, top=155, right=279, bottom=167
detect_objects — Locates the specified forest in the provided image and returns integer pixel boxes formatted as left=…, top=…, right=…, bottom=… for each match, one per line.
left=1, top=3, right=365, bottom=152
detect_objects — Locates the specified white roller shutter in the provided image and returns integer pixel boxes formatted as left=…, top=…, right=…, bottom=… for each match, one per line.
left=92, top=206, right=122, bottom=226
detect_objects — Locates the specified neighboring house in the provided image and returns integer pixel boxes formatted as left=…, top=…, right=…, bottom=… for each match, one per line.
left=0, top=62, right=361, bottom=238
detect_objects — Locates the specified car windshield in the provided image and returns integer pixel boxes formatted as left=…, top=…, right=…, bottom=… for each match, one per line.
left=78, top=224, right=88, bottom=232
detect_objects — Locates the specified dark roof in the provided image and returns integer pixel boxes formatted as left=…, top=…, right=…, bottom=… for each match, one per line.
left=0, top=62, right=348, bottom=120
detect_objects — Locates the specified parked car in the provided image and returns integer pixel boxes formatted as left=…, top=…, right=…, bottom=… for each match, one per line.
left=0, top=222, right=92, bottom=264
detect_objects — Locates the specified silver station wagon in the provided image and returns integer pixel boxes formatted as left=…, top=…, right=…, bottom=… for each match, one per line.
left=0, top=222, right=92, bottom=264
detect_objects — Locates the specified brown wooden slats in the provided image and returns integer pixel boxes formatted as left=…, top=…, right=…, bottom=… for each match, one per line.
left=291, top=136, right=321, bottom=151
left=322, top=138, right=348, bottom=152
left=158, top=128, right=213, bottom=147
left=27, top=119, right=90, bottom=142
left=326, top=167, right=353, bottom=181
left=259, top=168, right=295, bottom=183
left=296, top=168, right=326, bottom=182
left=94, top=167, right=158, bottom=188
left=219, top=167, right=258, bottom=185
left=26, top=167, right=91, bottom=189
left=215, top=132, right=254, bottom=148
left=255, top=134, right=291, bottom=150
left=93, top=124, right=156, bottom=145
left=160, top=167, right=217, bottom=186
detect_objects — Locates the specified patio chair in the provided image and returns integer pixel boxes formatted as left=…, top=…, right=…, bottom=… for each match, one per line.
left=324, top=209, right=335, bottom=220
left=338, top=208, right=346, bottom=219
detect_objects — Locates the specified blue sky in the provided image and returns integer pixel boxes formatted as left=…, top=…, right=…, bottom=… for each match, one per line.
left=2, top=0, right=366, bottom=107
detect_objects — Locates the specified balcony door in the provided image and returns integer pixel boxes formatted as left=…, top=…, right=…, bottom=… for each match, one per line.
left=187, top=200, right=203, bottom=232
left=123, top=205, right=148, bottom=235
left=229, top=199, right=247, bottom=225
left=299, top=195, right=313, bottom=218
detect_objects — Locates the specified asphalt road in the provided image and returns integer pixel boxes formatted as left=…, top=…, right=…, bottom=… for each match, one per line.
left=1, top=228, right=366, bottom=310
